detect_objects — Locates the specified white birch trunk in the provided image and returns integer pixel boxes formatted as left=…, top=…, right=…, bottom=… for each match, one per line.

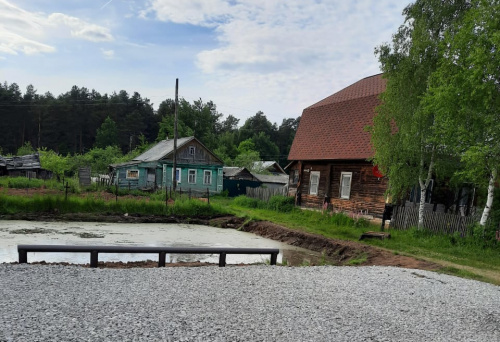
left=417, top=148, right=435, bottom=229
left=418, top=184, right=427, bottom=229
left=480, top=168, right=497, bottom=226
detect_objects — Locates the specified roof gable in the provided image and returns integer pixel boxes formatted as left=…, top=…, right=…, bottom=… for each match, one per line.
left=288, top=74, right=386, bottom=161
left=132, top=136, right=223, bottom=164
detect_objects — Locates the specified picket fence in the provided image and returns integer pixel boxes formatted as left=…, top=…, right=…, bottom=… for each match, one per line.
left=390, top=205, right=481, bottom=236
left=246, top=187, right=287, bottom=202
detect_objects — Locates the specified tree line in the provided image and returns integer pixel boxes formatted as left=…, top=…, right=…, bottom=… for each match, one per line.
left=371, top=0, right=499, bottom=228
left=0, top=82, right=300, bottom=173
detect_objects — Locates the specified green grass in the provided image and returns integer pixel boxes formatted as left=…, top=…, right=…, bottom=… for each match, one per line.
left=0, top=193, right=225, bottom=217
left=212, top=196, right=500, bottom=284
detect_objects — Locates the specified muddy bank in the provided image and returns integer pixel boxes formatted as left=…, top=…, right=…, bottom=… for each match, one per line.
left=210, top=217, right=440, bottom=270
left=1, top=212, right=441, bottom=270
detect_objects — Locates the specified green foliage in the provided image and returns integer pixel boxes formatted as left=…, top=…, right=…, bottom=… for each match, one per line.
left=16, top=141, right=35, bottom=156
left=422, top=0, right=500, bottom=225
left=1, top=176, right=45, bottom=189
left=0, top=192, right=224, bottom=217
left=95, top=116, right=119, bottom=148
left=371, top=0, right=469, bottom=202
left=233, top=195, right=263, bottom=209
left=267, top=195, right=294, bottom=212
left=38, top=148, right=70, bottom=177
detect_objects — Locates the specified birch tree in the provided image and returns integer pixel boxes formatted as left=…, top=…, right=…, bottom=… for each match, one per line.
left=371, top=0, right=469, bottom=228
left=424, top=0, right=500, bottom=225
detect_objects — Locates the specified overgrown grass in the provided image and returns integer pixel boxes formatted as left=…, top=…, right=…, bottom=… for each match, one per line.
left=0, top=176, right=82, bottom=193
left=0, top=193, right=226, bottom=217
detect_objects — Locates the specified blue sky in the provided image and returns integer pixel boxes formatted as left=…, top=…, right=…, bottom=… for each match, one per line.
left=0, top=0, right=407, bottom=125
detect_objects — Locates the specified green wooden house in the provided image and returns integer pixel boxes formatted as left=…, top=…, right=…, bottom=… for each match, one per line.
left=111, top=136, right=224, bottom=194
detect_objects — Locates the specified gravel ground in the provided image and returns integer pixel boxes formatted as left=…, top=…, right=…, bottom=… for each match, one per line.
left=0, top=265, right=499, bottom=342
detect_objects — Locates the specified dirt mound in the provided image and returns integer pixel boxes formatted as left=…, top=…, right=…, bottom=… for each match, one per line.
left=212, top=217, right=441, bottom=270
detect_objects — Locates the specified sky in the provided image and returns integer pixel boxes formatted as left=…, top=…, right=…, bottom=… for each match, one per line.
left=0, top=0, right=407, bottom=125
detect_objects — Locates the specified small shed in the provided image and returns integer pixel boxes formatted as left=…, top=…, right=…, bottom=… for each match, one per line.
left=0, top=153, right=50, bottom=179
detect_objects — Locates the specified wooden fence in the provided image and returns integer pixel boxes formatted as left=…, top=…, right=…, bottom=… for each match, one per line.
left=390, top=205, right=481, bottom=236
left=246, top=187, right=287, bottom=202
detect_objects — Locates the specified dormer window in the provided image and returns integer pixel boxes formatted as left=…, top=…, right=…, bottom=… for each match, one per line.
left=189, top=146, right=195, bottom=156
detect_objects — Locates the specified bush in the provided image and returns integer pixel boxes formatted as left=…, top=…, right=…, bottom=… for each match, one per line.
left=267, top=195, right=294, bottom=212
left=233, top=195, right=261, bottom=208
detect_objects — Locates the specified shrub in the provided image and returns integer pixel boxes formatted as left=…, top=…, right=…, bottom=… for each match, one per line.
left=267, top=195, right=294, bottom=213
left=233, top=195, right=261, bottom=208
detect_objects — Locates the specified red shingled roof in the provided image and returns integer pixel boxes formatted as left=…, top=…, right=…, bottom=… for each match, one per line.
left=288, top=74, right=386, bottom=161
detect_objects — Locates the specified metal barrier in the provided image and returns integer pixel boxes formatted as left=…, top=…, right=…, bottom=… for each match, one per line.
left=17, top=245, right=279, bottom=268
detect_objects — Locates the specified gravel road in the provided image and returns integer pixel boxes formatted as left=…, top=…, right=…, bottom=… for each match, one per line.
left=1, top=265, right=499, bottom=342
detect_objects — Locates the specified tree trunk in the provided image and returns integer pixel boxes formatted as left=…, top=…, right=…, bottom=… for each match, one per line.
left=479, top=168, right=496, bottom=226
left=418, top=184, right=427, bottom=229
left=417, top=147, right=435, bottom=229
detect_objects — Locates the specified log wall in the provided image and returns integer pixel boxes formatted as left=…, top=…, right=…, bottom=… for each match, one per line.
left=289, top=160, right=388, bottom=217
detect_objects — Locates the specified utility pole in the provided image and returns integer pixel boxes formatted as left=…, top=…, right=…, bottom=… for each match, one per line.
left=172, top=78, right=179, bottom=192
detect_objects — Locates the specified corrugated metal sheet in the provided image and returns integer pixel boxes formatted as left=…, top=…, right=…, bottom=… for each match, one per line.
left=251, top=173, right=288, bottom=185
left=0, top=154, right=41, bottom=170
left=133, top=137, right=193, bottom=162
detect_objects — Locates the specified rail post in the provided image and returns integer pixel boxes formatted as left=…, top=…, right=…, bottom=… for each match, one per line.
left=90, top=251, right=99, bottom=268
left=115, top=182, right=118, bottom=203
left=158, top=252, right=166, bottom=267
left=19, top=249, right=27, bottom=264
left=207, top=188, right=210, bottom=205
left=270, top=252, right=278, bottom=265
left=219, top=253, right=226, bottom=267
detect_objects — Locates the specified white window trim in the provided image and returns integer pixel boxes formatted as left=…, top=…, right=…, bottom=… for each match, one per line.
left=309, top=171, right=320, bottom=196
left=188, top=169, right=197, bottom=184
left=126, top=169, right=139, bottom=179
left=203, top=170, right=212, bottom=185
left=340, top=172, right=352, bottom=199
left=171, top=168, right=182, bottom=183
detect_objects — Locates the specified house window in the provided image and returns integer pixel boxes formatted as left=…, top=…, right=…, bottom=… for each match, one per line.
left=188, top=169, right=197, bottom=184
left=309, top=171, right=320, bottom=195
left=189, top=146, right=195, bottom=155
left=291, top=170, right=299, bottom=185
left=172, top=168, right=181, bottom=183
left=340, top=172, right=352, bottom=199
left=126, top=169, right=139, bottom=179
left=203, top=170, right=212, bottom=185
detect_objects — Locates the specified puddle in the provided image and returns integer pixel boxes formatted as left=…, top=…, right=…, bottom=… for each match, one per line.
left=0, top=220, right=330, bottom=266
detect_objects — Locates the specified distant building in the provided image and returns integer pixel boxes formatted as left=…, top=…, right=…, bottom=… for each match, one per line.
left=111, top=136, right=224, bottom=194
left=252, top=161, right=286, bottom=175
left=0, top=153, right=51, bottom=179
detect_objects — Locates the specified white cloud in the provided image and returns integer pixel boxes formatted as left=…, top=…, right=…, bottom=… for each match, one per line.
left=0, top=27, right=55, bottom=55
left=48, top=13, right=114, bottom=42
left=142, top=0, right=232, bottom=26
left=0, top=0, right=114, bottom=57
left=144, top=0, right=406, bottom=121
left=101, top=48, right=115, bottom=59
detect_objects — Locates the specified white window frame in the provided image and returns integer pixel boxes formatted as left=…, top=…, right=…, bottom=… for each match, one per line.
left=309, top=171, right=320, bottom=196
left=189, top=146, right=195, bottom=155
left=188, top=169, right=197, bottom=184
left=126, top=169, right=139, bottom=179
left=340, top=172, right=352, bottom=199
left=203, top=170, right=212, bottom=185
left=171, top=168, right=182, bottom=184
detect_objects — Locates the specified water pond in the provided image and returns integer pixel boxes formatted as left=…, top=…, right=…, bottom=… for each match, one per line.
left=0, top=220, right=325, bottom=266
